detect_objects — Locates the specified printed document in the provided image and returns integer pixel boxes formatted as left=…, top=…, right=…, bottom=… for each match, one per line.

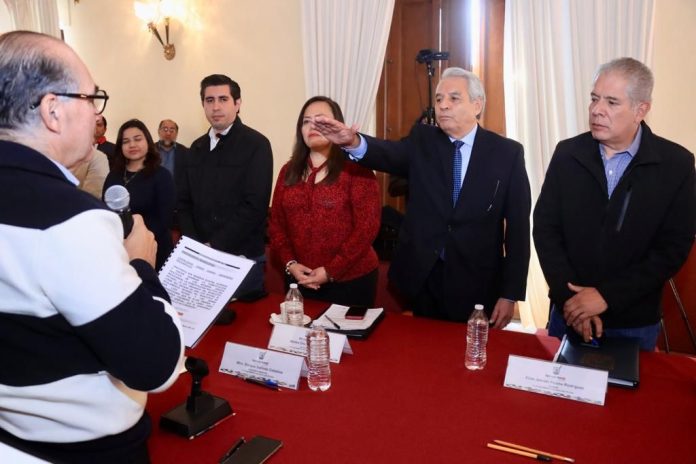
left=158, top=236, right=253, bottom=347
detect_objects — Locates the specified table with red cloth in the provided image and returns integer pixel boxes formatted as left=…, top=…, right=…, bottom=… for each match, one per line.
left=147, top=295, right=696, bottom=463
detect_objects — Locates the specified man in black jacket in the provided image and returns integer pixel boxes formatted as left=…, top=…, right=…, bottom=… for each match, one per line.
left=94, top=113, right=116, bottom=168
left=533, top=57, right=695, bottom=350
left=177, top=75, right=273, bottom=297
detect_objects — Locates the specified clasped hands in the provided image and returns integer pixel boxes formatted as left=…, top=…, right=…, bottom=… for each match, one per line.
left=563, top=283, right=607, bottom=343
left=287, top=262, right=329, bottom=290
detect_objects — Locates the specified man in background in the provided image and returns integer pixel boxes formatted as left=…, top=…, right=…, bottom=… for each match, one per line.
left=533, top=57, right=695, bottom=350
left=156, top=118, right=189, bottom=180
left=94, top=113, right=115, bottom=168
left=69, top=147, right=109, bottom=199
left=177, top=74, right=273, bottom=298
left=0, top=31, right=184, bottom=463
left=313, top=67, right=531, bottom=327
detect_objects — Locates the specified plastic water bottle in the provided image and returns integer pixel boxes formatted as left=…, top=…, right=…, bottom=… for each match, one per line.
left=285, top=283, right=304, bottom=326
left=465, top=304, right=489, bottom=370
left=306, top=326, right=331, bottom=391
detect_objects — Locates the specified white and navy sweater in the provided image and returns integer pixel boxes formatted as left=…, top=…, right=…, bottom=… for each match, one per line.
left=0, top=141, right=184, bottom=447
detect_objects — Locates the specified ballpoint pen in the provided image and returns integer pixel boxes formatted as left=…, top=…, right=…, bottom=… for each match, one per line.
left=324, top=315, right=341, bottom=330
left=219, top=436, right=245, bottom=463
left=487, top=443, right=552, bottom=462
left=189, top=413, right=234, bottom=440
left=242, top=376, right=280, bottom=391
left=493, top=440, right=575, bottom=462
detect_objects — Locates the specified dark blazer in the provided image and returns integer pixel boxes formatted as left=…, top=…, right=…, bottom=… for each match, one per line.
left=533, top=122, right=695, bottom=328
left=157, top=141, right=189, bottom=189
left=360, top=123, right=531, bottom=321
left=96, top=141, right=116, bottom=171
left=177, top=117, right=273, bottom=258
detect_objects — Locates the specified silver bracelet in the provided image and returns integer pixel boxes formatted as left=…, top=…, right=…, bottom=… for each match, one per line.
left=285, top=260, right=297, bottom=275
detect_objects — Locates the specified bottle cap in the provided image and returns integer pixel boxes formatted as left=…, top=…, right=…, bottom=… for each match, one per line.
left=474, top=304, right=484, bottom=310
left=290, top=283, right=298, bottom=289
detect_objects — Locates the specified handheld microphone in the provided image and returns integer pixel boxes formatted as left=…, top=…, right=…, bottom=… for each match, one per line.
left=104, top=185, right=133, bottom=238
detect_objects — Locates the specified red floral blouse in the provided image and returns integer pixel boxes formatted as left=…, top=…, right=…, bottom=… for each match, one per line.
left=269, top=161, right=381, bottom=282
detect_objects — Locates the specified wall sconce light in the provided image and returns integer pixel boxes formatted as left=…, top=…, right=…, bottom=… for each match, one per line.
left=134, top=0, right=179, bottom=60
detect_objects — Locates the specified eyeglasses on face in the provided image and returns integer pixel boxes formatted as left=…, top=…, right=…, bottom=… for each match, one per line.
left=160, top=127, right=177, bottom=133
left=30, top=89, right=109, bottom=115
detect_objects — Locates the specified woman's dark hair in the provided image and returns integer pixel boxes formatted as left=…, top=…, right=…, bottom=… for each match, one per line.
left=112, top=119, right=161, bottom=176
left=285, top=96, right=345, bottom=186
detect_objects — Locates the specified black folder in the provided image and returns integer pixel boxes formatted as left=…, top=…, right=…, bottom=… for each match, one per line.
left=556, top=335, right=640, bottom=388
left=318, top=307, right=385, bottom=339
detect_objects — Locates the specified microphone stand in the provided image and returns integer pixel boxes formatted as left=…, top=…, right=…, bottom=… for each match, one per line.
left=160, top=358, right=233, bottom=438
left=423, top=60, right=436, bottom=125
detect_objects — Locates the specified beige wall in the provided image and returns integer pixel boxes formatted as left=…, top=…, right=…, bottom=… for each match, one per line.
left=8, top=0, right=695, bottom=177
left=650, top=0, right=696, bottom=154
left=61, top=0, right=306, bottom=185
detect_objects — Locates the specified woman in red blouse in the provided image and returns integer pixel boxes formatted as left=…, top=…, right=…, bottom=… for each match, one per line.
left=269, top=96, right=381, bottom=306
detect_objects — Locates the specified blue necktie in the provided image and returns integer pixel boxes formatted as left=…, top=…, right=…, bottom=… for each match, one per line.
left=452, top=140, right=464, bottom=205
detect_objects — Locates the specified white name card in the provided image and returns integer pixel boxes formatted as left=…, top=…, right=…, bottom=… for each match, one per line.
left=268, top=324, right=352, bottom=363
left=504, top=355, right=608, bottom=406
left=219, top=342, right=304, bottom=390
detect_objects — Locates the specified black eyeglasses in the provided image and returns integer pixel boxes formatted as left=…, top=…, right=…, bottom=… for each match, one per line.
left=30, top=89, right=109, bottom=115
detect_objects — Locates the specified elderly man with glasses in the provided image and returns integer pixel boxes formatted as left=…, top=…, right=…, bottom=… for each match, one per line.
left=0, top=31, right=184, bottom=463
left=156, top=118, right=189, bottom=180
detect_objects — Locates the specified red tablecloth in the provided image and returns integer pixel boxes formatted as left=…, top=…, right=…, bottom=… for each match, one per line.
left=147, top=295, right=696, bottom=463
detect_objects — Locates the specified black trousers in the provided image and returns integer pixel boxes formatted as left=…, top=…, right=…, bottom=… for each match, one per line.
left=410, top=258, right=451, bottom=321
left=286, top=268, right=378, bottom=307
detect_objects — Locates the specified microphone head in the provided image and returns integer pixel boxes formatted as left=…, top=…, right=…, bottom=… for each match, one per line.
left=104, top=185, right=130, bottom=211
left=185, top=357, right=209, bottom=378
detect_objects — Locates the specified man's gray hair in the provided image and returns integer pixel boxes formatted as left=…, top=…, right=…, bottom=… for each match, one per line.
left=0, top=31, right=78, bottom=136
left=441, top=67, right=486, bottom=112
left=595, top=57, right=653, bottom=105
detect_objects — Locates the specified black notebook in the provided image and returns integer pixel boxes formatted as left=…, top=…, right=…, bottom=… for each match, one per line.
left=556, top=334, right=640, bottom=388
left=315, top=304, right=385, bottom=339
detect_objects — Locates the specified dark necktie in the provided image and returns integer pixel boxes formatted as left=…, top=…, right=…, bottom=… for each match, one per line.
left=452, top=140, right=464, bottom=205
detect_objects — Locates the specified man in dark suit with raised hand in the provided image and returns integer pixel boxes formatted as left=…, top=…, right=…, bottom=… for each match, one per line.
left=314, top=67, right=531, bottom=327
left=534, top=57, right=695, bottom=350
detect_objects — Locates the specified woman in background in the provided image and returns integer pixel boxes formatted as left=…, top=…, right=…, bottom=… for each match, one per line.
left=269, top=96, right=381, bottom=307
left=103, top=119, right=175, bottom=270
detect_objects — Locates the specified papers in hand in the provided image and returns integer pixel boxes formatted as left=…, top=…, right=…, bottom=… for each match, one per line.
left=314, top=304, right=384, bottom=331
left=158, top=236, right=253, bottom=348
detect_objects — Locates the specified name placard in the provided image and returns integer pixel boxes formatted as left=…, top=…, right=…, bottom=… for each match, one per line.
left=504, top=355, right=608, bottom=406
left=268, top=324, right=352, bottom=363
left=219, top=342, right=304, bottom=390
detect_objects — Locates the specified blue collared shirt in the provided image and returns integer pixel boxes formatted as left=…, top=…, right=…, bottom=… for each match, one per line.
left=600, top=125, right=641, bottom=198
left=157, top=142, right=176, bottom=176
